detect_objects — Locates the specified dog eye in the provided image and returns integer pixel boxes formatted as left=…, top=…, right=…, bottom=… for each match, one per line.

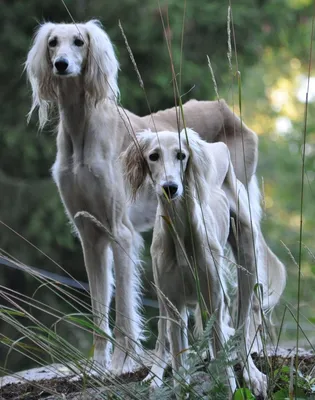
left=177, top=152, right=186, bottom=161
left=48, top=38, right=57, bottom=47
left=149, top=153, right=159, bottom=161
left=74, top=38, right=84, bottom=47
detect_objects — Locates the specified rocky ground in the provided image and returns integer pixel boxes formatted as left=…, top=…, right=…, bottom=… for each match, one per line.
left=1, top=347, right=314, bottom=400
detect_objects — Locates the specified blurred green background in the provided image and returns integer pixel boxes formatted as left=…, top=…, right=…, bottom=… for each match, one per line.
left=1, top=0, right=315, bottom=373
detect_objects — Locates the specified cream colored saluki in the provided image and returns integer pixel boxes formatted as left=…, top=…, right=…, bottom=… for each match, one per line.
left=122, top=128, right=285, bottom=397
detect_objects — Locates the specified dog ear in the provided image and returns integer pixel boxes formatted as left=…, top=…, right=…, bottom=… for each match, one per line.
left=25, top=22, right=56, bottom=128
left=84, top=20, right=119, bottom=104
left=121, top=132, right=151, bottom=199
left=184, top=129, right=212, bottom=200
left=184, top=129, right=230, bottom=199
left=206, top=142, right=230, bottom=187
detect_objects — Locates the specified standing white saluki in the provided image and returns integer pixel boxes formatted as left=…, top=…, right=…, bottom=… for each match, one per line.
left=122, top=129, right=278, bottom=397
left=25, top=20, right=285, bottom=382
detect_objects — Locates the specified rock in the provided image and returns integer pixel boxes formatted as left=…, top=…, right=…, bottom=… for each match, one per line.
left=0, top=347, right=314, bottom=399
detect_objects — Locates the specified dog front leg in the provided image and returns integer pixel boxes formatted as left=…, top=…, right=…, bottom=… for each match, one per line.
left=203, top=258, right=237, bottom=397
left=77, top=223, right=113, bottom=371
left=143, top=297, right=169, bottom=387
left=166, top=304, right=190, bottom=394
left=110, top=224, right=143, bottom=375
left=143, top=253, right=170, bottom=386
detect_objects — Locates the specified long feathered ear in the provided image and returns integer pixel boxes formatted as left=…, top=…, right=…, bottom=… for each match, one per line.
left=25, top=22, right=57, bottom=129
left=206, top=142, right=230, bottom=187
left=121, top=132, right=151, bottom=199
left=184, top=129, right=229, bottom=199
left=84, top=20, right=119, bottom=104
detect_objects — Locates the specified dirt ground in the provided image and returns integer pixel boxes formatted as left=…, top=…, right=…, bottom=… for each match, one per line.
left=1, top=348, right=314, bottom=400
left=0, top=368, right=149, bottom=399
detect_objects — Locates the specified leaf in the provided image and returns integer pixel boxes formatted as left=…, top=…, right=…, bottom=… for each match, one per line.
left=273, top=388, right=289, bottom=399
left=0, top=309, right=25, bottom=317
left=233, top=388, right=255, bottom=400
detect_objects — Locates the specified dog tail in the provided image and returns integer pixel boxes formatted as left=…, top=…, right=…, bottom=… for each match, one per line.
left=247, top=175, right=262, bottom=223
left=247, top=176, right=286, bottom=312
left=257, top=231, right=287, bottom=312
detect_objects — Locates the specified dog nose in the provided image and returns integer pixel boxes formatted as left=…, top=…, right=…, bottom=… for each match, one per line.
left=162, top=182, right=178, bottom=199
left=54, top=58, right=69, bottom=73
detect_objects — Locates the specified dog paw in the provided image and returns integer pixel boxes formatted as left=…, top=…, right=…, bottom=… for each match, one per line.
left=226, top=366, right=237, bottom=395
left=243, top=366, right=267, bottom=398
left=143, top=365, right=165, bottom=387
left=92, top=356, right=111, bottom=372
left=110, top=348, right=138, bottom=375
left=92, top=337, right=112, bottom=371
left=224, top=326, right=236, bottom=340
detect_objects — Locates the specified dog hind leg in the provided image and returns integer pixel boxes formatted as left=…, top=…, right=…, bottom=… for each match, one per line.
left=229, top=220, right=268, bottom=398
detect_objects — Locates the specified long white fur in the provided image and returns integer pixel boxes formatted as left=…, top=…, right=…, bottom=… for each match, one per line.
left=121, top=129, right=283, bottom=397
left=25, top=20, right=143, bottom=374
left=25, top=20, right=286, bottom=387
left=127, top=129, right=238, bottom=394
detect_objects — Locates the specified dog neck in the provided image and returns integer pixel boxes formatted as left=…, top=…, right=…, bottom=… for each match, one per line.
left=156, top=192, right=200, bottom=270
left=158, top=194, right=189, bottom=237
left=57, top=77, right=86, bottom=132
left=55, top=77, right=119, bottom=164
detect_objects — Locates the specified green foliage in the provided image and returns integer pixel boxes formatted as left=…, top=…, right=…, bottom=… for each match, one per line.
left=233, top=388, right=255, bottom=400
left=272, top=365, right=315, bottom=399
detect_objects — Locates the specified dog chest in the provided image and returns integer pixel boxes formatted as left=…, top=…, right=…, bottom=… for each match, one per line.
left=53, top=160, right=127, bottom=227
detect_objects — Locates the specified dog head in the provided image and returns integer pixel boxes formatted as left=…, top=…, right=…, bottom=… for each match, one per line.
left=122, top=128, right=229, bottom=202
left=139, top=129, right=190, bottom=200
left=26, top=20, right=119, bottom=127
left=46, top=23, right=89, bottom=78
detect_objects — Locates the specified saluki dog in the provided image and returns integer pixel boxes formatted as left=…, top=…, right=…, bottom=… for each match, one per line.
left=25, top=19, right=286, bottom=389
left=122, top=128, right=238, bottom=394
left=122, top=128, right=285, bottom=397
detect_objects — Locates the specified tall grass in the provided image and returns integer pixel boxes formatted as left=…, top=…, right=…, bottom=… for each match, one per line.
left=1, top=1, right=315, bottom=400
left=296, top=0, right=315, bottom=380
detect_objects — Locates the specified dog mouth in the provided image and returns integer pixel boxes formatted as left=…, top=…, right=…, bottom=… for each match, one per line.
left=54, top=70, right=75, bottom=77
left=55, top=71, right=68, bottom=76
left=166, top=192, right=180, bottom=201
